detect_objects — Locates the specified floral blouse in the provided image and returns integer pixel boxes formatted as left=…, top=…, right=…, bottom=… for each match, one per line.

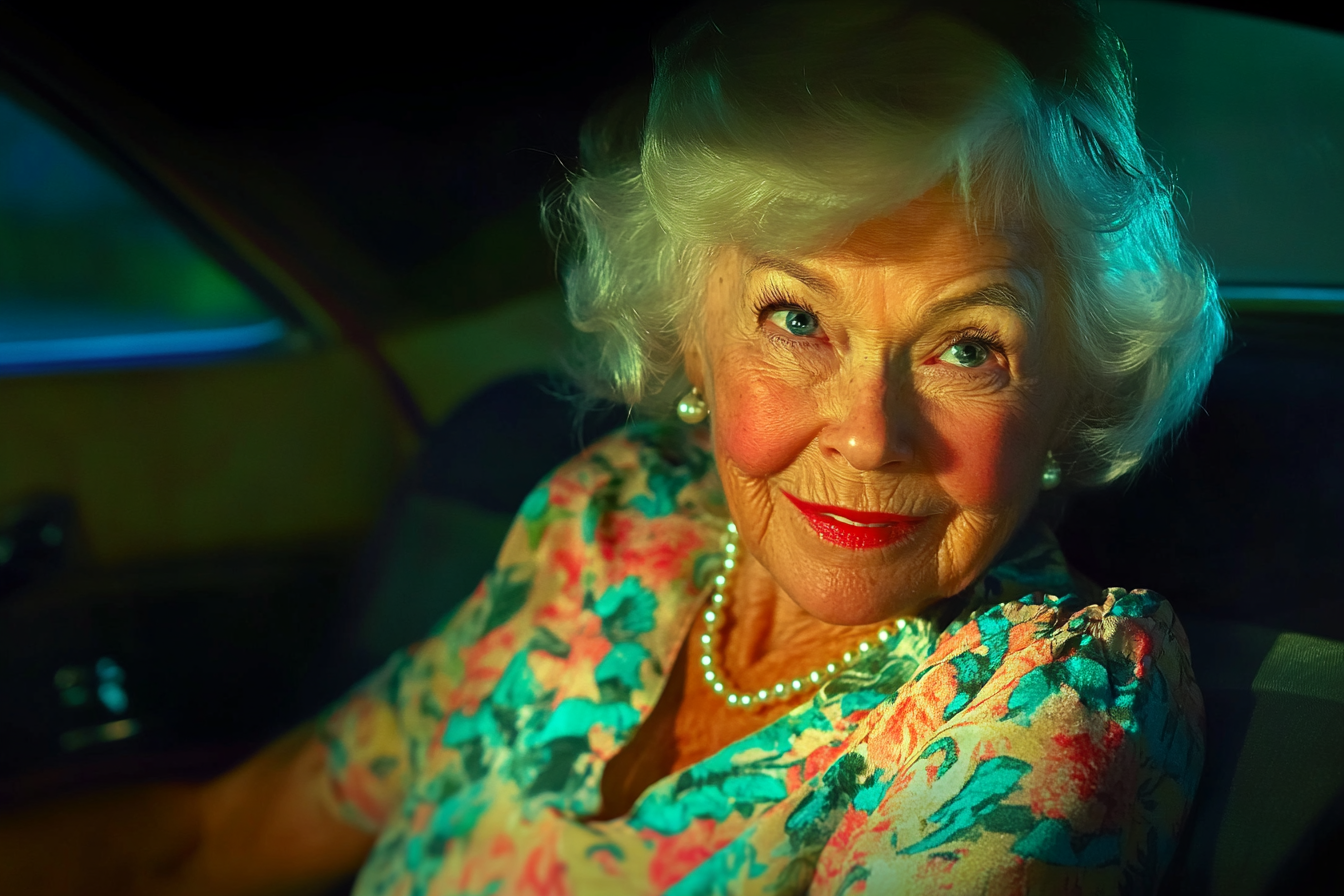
left=320, top=423, right=1204, bottom=895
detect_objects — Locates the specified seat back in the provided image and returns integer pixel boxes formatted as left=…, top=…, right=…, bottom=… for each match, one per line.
left=1162, top=618, right=1344, bottom=895
left=1056, top=309, right=1344, bottom=893
left=1056, top=311, right=1344, bottom=640
left=328, top=312, right=1344, bottom=892
left=308, top=372, right=626, bottom=700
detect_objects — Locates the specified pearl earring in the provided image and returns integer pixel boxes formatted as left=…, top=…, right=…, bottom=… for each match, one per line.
left=1041, top=451, right=1062, bottom=490
left=677, top=387, right=708, bottom=424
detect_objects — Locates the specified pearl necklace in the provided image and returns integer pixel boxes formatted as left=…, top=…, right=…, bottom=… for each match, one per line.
left=698, top=520, right=908, bottom=708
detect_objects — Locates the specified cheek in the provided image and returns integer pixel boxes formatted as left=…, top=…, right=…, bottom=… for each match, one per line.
left=713, top=368, right=817, bottom=478
left=928, top=403, right=1038, bottom=508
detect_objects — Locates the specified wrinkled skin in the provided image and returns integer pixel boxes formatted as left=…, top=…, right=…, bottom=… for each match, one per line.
left=683, top=184, right=1073, bottom=646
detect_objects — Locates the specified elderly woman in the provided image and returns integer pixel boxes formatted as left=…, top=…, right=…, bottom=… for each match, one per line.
left=0, top=1, right=1219, bottom=893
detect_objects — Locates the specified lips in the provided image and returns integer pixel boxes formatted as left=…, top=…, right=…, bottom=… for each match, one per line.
left=781, top=490, right=927, bottom=550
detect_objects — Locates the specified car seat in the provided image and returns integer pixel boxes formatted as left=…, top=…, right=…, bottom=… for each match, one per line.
left=326, top=307, right=1344, bottom=893
left=1057, top=308, right=1344, bottom=895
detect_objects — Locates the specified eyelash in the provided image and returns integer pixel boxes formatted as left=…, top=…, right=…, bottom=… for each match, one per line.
left=751, top=286, right=816, bottom=321
left=751, top=287, right=825, bottom=346
left=750, top=291, right=1010, bottom=366
left=946, top=324, right=1008, bottom=359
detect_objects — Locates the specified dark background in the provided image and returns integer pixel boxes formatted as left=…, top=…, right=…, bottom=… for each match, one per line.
left=3, top=0, right=1336, bottom=328
left=0, top=5, right=1341, bottom=891
left=1, top=1, right=703, bottom=327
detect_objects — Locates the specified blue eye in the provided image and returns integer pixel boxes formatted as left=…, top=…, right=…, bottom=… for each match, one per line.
left=768, top=308, right=821, bottom=337
left=939, top=341, right=991, bottom=368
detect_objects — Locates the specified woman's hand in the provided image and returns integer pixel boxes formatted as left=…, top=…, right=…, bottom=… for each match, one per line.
left=0, top=722, right=375, bottom=896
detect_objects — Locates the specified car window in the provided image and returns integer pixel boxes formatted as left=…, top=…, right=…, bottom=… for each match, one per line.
left=0, top=89, right=286, bottom=375
left=1105, top=1, right=1344, bottom=308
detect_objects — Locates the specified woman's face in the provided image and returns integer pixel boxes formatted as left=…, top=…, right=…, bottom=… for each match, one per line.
left=685, top=184, right=1072, bottom=626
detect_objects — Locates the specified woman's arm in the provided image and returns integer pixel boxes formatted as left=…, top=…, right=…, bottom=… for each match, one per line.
left=811, top=590, right=1204, bottom=895
left=0, top=723, right=375, bottom=896
left=0, top=480, right=561, bottom=895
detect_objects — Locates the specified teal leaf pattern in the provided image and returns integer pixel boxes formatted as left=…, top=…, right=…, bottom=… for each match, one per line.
left=317, top=425, right=1204, bottom=896
left=897, top=756, right=1032, bottom=855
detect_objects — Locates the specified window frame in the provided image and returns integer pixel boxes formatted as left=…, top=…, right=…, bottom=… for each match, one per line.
left=0, top=66, right=317, bottom=376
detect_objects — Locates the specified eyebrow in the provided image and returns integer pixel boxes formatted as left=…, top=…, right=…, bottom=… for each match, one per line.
left=747, top=256, right=839, bottom=296
left=923, top=284, right=1035, bottom=327
left=749, top=256, right=1034, bottom=325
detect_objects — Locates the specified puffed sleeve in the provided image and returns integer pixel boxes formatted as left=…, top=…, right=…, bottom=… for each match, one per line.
left=316, top=502, right=543, bottom=832
left=812, top=589, right=1204, bottom=895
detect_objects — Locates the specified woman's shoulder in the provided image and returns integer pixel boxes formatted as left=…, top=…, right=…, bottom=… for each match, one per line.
left=512, top=421, right=724, bottom=547
left=548, top=419, right=715, bottom=493
left=907, top=586, right=1205, bottom=790
left=930, top=521, right=1201, bottom=719
left=939, top=587, right=1195, bottom=678
left=484, top=420, right=725, bottom=648
left=836, top=588, right=1204, bottom=889
left=928, top=587, right=1201, bottom=714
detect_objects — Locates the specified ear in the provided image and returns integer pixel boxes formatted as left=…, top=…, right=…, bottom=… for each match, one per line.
left=682, top=330, right=706, bottom=392
left=681, top=246, right=733, bottom=395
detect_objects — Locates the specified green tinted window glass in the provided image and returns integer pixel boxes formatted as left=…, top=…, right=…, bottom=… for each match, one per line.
left=0, top=92, right=285, bottom=374
left=1107, top=1, right=1344, bottom=306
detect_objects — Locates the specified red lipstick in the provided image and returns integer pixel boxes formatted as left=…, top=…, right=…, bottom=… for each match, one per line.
left=782, top=491, right=926, bottom=550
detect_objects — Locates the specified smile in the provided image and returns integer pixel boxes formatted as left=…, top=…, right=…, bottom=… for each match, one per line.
left=781, top=491, right=927, bottom=550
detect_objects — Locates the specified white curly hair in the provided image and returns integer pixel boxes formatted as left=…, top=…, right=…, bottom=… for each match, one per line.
left=548, top=0, right=1226, bottom=486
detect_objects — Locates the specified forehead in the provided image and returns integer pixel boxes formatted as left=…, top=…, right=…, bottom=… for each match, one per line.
left=826, top=185, right=1036, bottom=269
left=739, top=186, right=1046, bottom=314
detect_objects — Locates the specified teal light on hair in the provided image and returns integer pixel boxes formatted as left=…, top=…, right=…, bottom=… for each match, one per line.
left=552, top=0, right=1226, bottom=485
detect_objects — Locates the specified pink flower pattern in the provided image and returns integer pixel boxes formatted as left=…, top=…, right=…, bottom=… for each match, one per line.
left=320, top=424, right=1203, bottom=894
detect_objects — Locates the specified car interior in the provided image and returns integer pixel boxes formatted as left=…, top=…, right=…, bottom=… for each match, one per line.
left=0, top=1, right=1339, bottom=893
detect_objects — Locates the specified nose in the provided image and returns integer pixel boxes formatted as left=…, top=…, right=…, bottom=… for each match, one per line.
left=818, top=368, right=917, bottom=471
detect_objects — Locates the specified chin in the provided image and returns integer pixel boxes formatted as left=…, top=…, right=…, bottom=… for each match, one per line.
left=749, top=515, right=947, bottom=624
left=783, top=569, right=943, bottom=626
